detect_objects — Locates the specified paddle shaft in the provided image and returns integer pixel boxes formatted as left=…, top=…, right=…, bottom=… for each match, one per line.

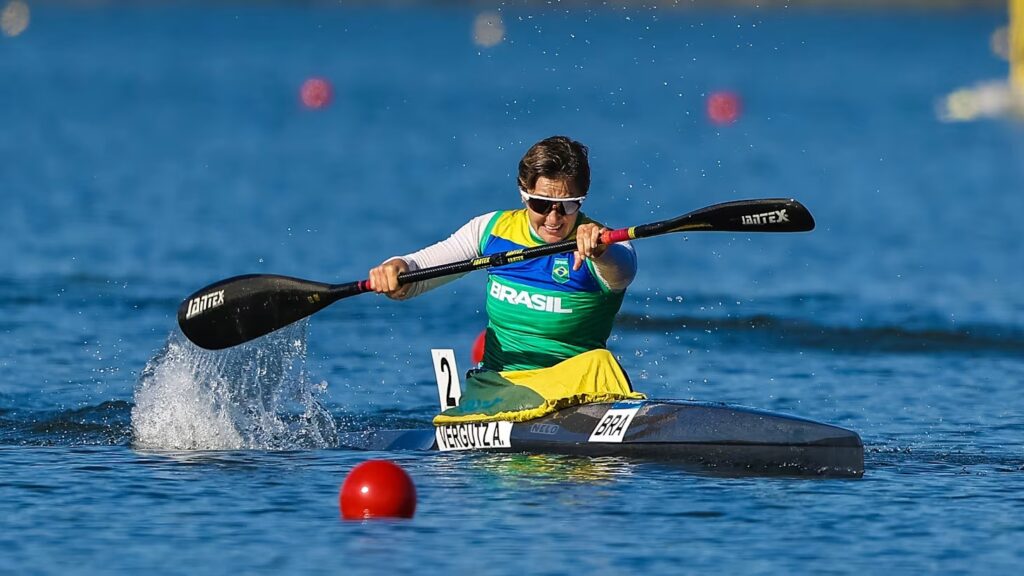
left=348, top=197, right=808, bottom=294
left=347, top=230, right=614, bottom=294
left=178, top=198, right=813, bottom=349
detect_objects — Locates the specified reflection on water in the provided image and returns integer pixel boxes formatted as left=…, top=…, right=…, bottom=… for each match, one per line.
left=463, top=453, right=637, bottom=485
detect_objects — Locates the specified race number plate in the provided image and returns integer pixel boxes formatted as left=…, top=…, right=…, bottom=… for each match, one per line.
left=431, top=349, right=462, bottom=410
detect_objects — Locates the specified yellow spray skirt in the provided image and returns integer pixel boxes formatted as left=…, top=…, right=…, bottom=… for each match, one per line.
left=432, top=349, right=645, bottom=425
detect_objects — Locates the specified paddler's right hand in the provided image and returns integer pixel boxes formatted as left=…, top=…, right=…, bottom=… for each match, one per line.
left=368, top=258, right=412, bottom=300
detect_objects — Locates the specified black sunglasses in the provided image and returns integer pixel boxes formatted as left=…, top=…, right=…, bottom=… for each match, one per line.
left=520, top=190, right=586, bottom=215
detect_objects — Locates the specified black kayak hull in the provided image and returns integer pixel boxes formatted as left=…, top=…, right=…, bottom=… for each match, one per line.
left=338, top=400, right=864, bottom=478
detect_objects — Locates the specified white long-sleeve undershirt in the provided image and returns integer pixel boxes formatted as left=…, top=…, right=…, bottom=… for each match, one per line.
left=385, top=212, right=637, bottom=299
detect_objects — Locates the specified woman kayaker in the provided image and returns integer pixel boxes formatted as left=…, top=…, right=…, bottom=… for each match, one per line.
left=368, top=135, right=637, bottom=373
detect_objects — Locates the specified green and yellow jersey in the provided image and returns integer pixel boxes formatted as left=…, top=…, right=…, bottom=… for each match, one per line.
left=394, top=209, right=637, bottom=371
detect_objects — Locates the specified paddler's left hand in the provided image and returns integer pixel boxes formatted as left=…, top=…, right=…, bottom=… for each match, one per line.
left=573, top=222, right=609, bottom=271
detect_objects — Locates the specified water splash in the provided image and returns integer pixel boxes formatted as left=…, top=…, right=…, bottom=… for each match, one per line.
left=131, top=321, right=337, bottom=450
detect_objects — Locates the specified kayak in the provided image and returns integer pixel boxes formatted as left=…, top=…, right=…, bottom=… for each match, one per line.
left=337, top=399, right=864, bottom=478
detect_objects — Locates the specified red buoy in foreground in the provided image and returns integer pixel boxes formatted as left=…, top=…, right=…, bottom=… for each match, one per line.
left=339, top=460, right=417, bottom=520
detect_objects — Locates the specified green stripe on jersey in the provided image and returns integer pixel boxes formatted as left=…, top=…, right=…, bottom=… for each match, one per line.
left=483, top=276, right=625, bottom=371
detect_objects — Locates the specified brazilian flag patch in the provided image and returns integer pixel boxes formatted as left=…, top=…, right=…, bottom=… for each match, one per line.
left=552, top=257, right=571, bottom=284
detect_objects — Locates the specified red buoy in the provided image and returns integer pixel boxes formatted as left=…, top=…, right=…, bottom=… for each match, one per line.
left=300, top=77, right=333, bottom=109
left=339, top=460, right=417, bottom=520
left=470, top=329, right=487, bottom=366
left=707, top=91, right=742, bottom=125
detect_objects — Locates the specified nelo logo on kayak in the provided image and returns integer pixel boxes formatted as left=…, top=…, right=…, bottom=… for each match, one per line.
left=184, top=290, right=225, bottom=320
left=529, top=423, right=560, bottom=435
left=489, top=280, right=573, bottom=314
left=435, top=421, right=512, bottom=451
left=741, top=209, right=789, bottom=226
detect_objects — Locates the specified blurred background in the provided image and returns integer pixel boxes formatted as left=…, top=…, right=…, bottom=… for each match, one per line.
left=1, top=1, right=1022, bottom=573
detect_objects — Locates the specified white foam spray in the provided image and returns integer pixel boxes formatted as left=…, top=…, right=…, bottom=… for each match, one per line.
left=131, top=320, right=337, bottom=450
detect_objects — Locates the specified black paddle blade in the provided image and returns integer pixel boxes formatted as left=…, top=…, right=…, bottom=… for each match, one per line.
left=177, top=274, right=348, bottom=350
left=640, top=198, right=815, bottom=236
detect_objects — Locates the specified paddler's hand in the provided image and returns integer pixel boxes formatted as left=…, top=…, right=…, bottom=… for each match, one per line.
left=573, top=223, right=609, bottom=271
left=368, top=258, right=412, bottom=300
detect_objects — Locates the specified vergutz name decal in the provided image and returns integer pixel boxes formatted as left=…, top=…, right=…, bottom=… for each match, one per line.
left=435, top=421, right=513, bottom=451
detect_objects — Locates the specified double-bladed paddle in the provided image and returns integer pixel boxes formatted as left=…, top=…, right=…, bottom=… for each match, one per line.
left=178, top=198, right=814, bottom=350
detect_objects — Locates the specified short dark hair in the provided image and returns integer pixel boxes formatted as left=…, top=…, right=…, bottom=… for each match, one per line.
left=517, top=136, right=590, bottom=195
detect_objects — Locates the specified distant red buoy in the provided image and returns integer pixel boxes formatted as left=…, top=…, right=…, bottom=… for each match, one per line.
left=470, top=329, right=486, bottom=366
left=339, top=460, right=417, bottom=520
left=707, top=91, right=741, bottom=125
left=300, top=77, right=333, bottom=109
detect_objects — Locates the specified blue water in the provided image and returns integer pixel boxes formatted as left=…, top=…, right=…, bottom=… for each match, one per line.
left=3, top=3, right=1023, bottom=574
